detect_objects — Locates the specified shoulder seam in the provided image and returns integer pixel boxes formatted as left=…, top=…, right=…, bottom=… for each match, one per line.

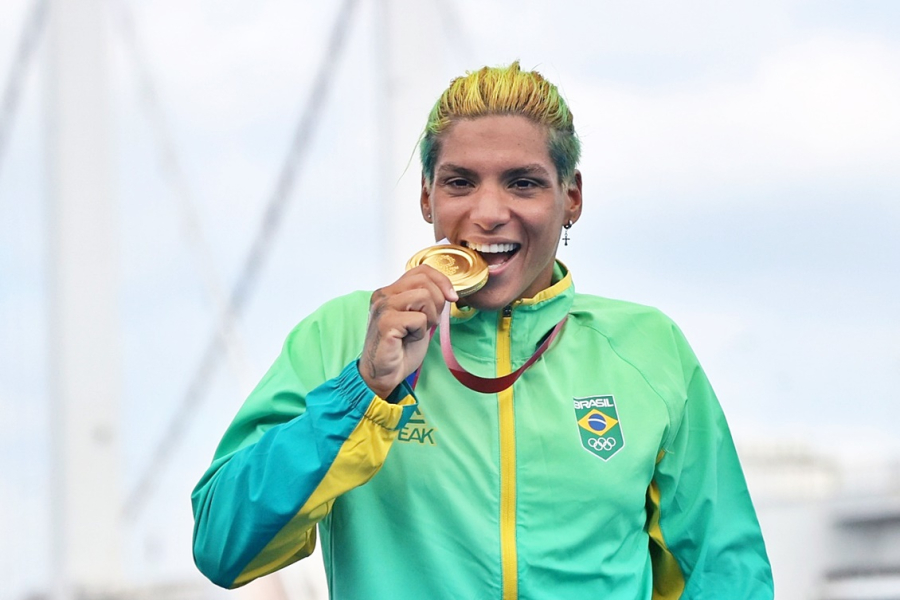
left=567, top=319, right=675, bottom=450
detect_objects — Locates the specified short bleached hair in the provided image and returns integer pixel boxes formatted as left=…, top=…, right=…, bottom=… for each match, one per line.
left=420, top=61, right=581, bottom=185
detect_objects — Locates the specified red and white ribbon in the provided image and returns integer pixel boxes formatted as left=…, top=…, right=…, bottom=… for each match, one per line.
left=438, top=302, right=565, bottom=394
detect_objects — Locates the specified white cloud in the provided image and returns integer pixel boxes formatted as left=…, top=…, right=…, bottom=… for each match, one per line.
left=572, top=35, right=900, bottom=203
left=116, top=0, right=347, bottom=129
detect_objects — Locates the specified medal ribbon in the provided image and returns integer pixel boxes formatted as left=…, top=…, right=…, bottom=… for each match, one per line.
left=438, top=302, right=566, bottom=394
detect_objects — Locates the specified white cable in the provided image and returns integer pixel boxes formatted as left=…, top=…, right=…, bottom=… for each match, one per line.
left=122, top=0, right=361, bottom=521
left=111, top=0, right=255, bottom=395
left=0, top=0, right=47, bottom=184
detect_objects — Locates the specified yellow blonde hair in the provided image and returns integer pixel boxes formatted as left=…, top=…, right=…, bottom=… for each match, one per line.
left=420, top=62, right=580, bottom=184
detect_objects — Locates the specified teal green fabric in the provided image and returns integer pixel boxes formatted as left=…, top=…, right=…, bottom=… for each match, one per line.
left=192, top=265, right=773, bottom=598
left=190, top=299, right=416, bottom=587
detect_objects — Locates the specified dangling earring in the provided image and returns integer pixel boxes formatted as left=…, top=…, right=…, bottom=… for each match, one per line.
left=562, top=220, right=573, bottom=246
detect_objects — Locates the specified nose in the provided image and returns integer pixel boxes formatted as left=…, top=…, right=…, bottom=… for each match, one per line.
left=469, top=184, right=510, bottom=231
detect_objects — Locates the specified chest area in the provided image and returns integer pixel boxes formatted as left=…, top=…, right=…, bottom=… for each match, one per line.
left=386, top=331, right=672, bottom=512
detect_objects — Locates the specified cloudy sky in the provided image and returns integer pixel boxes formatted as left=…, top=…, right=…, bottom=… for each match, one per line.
left=1, top=0, right=898, bottom=597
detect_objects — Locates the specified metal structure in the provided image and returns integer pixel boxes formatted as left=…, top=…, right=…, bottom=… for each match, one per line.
left=376, top=0, right=446, bottom=276
left=45, top=0, right=122, bottom=598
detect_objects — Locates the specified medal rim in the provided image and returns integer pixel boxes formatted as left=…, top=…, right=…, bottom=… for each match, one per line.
left=406, top=244, right=489, bottom=297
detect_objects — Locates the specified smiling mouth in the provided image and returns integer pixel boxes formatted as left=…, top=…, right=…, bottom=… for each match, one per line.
left=463, top=241, right=521, bottom=270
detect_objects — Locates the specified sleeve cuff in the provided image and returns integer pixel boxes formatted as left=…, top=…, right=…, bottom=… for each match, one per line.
left=349, top=361, right=418, bottom=431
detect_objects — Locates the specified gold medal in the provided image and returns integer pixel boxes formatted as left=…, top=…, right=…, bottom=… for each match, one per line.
left=406, top=244, right=489, bottom=297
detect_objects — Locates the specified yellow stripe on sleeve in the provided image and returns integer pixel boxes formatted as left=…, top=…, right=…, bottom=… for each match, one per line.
left=232, top=393, right=415, bottom=587
left=647, top=480, right=686, bottom=600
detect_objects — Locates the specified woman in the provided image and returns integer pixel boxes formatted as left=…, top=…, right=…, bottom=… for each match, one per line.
left=192, top=63, right=773, bottom=599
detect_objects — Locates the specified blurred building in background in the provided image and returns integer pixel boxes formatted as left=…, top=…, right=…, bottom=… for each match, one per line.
left=743, top=443, right=900, bottom=600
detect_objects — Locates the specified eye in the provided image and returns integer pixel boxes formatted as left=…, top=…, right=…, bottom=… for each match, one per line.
left=441, top=177, right=474, bottom=193
left=510, top=178, right=545, bottom=192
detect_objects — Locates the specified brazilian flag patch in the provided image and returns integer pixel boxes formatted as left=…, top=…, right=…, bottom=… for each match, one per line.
left=573, top=395, right=624, bottom=461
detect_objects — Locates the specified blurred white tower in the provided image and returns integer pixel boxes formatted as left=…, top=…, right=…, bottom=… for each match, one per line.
left=376, top=0, right=447, bottom=277
left=45, top=0, right=123, bottom=598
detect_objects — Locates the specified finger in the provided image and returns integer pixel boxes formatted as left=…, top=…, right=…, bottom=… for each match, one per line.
left=371, top=269, right=443, bottom=311
left=377, top=288, right=442, bottom=330
left=398, top=267, right=450, bottom=309
left=374, top=271, right=447, bottom=317
left=415, top=265, right=459, bottom=303
left=363, top=309, right=429, bottom=386
left=389, top=265, right=457, bottom=304
left=390, top=309, right=429, bottom=344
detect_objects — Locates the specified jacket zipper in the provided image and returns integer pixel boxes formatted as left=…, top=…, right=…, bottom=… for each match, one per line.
left=498, top=304, right=517, bottom=600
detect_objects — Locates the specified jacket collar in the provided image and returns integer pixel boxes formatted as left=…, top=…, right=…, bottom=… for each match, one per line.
left=451, top=261, right=572, bottom=318
left=449, top=261, right=574, bottom=364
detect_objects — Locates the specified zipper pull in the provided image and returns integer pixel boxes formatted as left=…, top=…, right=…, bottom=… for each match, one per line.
left=503, top=305, right=512, bottom=318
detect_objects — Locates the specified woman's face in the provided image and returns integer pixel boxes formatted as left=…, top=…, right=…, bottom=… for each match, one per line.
left=421, top=115, right=582, bottom=312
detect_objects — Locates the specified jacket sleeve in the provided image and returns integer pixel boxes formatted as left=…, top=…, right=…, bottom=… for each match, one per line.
left=190, top=314, right=418, bottom=589
left=647, top=330, right=774, bottom=599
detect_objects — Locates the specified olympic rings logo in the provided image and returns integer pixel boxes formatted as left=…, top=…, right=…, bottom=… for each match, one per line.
left=588, top=436, right=617, bottom=451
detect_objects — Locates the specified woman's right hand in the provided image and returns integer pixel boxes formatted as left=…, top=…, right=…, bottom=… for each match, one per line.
left=360, top=265, right=458, bottom=399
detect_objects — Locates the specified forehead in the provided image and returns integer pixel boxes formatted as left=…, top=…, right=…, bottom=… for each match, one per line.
left=435, top=115, right=553, bottom=172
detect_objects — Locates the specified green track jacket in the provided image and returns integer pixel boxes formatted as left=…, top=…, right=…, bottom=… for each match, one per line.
left=192, top=265, right=773, bottom=599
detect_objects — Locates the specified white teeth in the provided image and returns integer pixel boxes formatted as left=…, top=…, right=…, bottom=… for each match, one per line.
left=466, top=242, right=518, bottom=253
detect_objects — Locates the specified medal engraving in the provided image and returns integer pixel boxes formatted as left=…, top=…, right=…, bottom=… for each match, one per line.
left=406, top=244, right=489, bottom=297
left=426, top=254, right=461, bottom=276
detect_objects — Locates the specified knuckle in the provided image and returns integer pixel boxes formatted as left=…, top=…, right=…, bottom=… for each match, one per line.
left=369, top=301, right=385, bottom=320
left=370, top=289, right=387, bottom=307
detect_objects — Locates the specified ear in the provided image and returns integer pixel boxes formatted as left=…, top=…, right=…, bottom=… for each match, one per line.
left=565, top=170, right=584, bottom=224
left=420, top=175, right=433, bottom=223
